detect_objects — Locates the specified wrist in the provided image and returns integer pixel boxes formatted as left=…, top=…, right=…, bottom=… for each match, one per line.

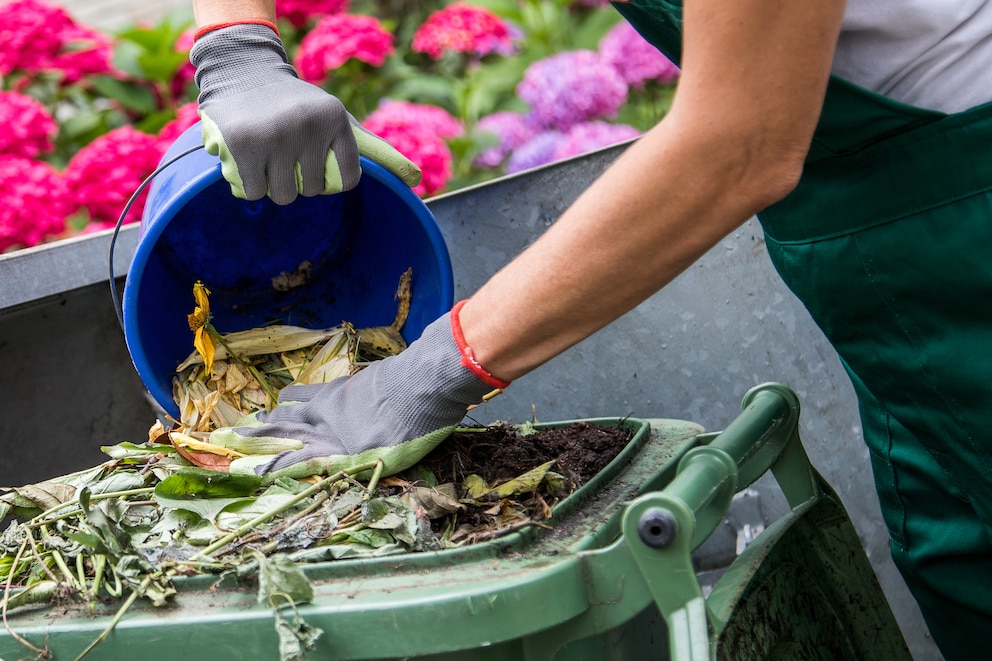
left=450, top=300, right=510, bottom=390
left=190, top=23, right=297, bottom=102
left=194, top=19, right=280, bottom=42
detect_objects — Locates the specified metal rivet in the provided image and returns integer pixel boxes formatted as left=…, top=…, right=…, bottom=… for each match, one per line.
left=638, top=509, right=678, bottom=548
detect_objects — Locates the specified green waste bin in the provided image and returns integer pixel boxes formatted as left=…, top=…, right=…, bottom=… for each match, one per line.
left=0, top=384, right=911, bottom=661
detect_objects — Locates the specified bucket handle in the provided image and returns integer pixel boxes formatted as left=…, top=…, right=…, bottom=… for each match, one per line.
left=108, top=143, right=206, bottom=332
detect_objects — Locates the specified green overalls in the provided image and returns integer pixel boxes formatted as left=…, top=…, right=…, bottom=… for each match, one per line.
left=612, top=2, right=992, bottom=658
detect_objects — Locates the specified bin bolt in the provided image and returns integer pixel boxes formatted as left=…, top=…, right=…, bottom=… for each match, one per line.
left=638, top=508, right=678, bottom=548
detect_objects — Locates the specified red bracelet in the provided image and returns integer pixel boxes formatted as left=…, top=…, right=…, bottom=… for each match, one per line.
left=193, top=19, right=280, bottom=42
left=450, top=300, right=511, bottom=390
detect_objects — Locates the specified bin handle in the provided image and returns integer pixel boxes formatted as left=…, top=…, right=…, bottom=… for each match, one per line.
left=108, top=144, right=206, bottom=333
left=618, top=383, right=821, bottom=661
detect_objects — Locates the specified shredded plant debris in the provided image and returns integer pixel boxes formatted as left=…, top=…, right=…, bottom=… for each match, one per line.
left=0, top=273, right=632, bottom=660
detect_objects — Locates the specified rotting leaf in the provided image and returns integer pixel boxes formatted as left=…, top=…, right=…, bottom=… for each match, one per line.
left=273, top=604, right=323, bottom=661
left=255, top=552, right=313, bottom=607
left=401, top=484, right=464, bottom=519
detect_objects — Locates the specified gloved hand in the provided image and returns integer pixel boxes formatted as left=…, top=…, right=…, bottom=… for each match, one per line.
left=211, top=302, right=509, bottom=480
left=189, top=22, right=421, bottom=205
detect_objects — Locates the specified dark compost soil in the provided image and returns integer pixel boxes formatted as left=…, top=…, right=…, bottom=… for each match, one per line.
left=394, top=421, right=634, bottom=543
left=421, top=421, right=634, bottom=487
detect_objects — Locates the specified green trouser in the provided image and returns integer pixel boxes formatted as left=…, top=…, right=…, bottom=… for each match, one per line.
left=613, top=2, right=992, bottom=658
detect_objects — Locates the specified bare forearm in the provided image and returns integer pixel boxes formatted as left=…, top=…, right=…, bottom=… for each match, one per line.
left=192, top=0, right=275, bottom=26
left=459, top=119, right=775, bottom=382
left=460, top=0, right=846, bottom=383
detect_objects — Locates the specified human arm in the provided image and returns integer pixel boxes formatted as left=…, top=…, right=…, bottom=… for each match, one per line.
left=460, top=0, right=848, bottom=380
left=189, top=0, right=420, bottom=204
left=217, top=0, right=847, bottom=477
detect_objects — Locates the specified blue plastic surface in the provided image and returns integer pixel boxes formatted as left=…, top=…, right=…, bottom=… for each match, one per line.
left=123, top=124, right=454, bottom=416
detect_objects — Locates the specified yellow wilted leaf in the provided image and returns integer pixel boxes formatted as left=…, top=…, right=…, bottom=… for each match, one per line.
left=169, top=431, right=245, bottom=458
left=188, top=282, right=216, bottom=374
left=193, top=326, right=215, bottom=376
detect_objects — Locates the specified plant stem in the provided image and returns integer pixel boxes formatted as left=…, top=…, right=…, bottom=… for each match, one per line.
left=28, top=487, right=157, bottom=528
left=196, top=462, right=378, bottom=559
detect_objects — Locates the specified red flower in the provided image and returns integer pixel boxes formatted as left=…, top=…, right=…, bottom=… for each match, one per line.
left=294, top=14, right=394, bottom=84
left=0, top=90, right=57, bottom=159
left=412, top=2, right=513, bottom=60
left=0, top=155, right=69, bottom=252
left=276, top=0, right=349, bottom=29
left=63, top=126, right=164, bottom=227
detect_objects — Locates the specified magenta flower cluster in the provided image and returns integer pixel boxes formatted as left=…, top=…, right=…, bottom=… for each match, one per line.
left=599, top=21, right=679, bottom=89
left=0, top=0, right=113, bottom=84
left=0, top=156, right=70, bottom=252
left=276, top=0, right=350, bottom=30
left=295, top=14, right=395, bottom=84
left=0, top=90, right=57, bottom=159
left=63, top=127, right=175, bottom=230
left=412, top=2, right=514, bottom=60
left=363, top=100, right=464, bottom=197
left=0, top=88, right=199, bottom=251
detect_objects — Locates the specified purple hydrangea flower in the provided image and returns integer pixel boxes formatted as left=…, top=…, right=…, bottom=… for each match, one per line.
left=506, top=130, right=566, bottom=174
left=473, top=111, right=541, bottom=168
left=553, top=121, right=641, bottom=160
left=599, top=21, right=680, bottom=89
left=516, top=50, right=628, bottom=132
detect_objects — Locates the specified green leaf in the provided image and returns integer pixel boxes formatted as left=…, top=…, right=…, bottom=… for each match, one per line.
left=340, top=528, right=395, bottom=549
left=154, top=469, right=262, bottom=522
left=90, top=75, right=158, bottom=113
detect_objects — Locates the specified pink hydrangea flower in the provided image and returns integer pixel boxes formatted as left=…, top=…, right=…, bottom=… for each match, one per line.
left=0, top=155, right=69, bottom=252
left=157, top=101, right=201, bottom=147
left=276, top=0, right=349, bottom=29
left=294, top=14, right=394, bottom=84
left=0, top=90, right=58, bottom=159
left=363, top=100, right=462, bottom=197
left=552, top=120, right=640, bottom=160
left=412, top=2, right=513, bottom=60
left=599, top=21, right=679, bottom=89
left=0, top=0, right=113, bottom=83
left=363, top=99, right=464, bottom=140
left=473, top=111, right=541, bottom=168
left=63, top=126, right=165, bottom=227
left=517, top=50, right=628, bottom=131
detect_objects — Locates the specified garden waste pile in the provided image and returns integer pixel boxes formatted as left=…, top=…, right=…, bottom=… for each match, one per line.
left=0, top=272, right=630, bottom=660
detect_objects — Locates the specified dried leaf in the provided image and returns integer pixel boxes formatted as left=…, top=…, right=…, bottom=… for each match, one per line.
left=176, top=325, right=349, bottom=371
left=401, top=483, right=464, bottom=519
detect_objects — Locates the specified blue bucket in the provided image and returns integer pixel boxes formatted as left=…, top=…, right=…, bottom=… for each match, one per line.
left=123, top=123, right=454, bottom=417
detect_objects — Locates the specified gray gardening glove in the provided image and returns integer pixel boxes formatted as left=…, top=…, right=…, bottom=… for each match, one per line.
left=190, top=23, right=421, bottom=205
left=211, top=309, right=505, bottom=479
